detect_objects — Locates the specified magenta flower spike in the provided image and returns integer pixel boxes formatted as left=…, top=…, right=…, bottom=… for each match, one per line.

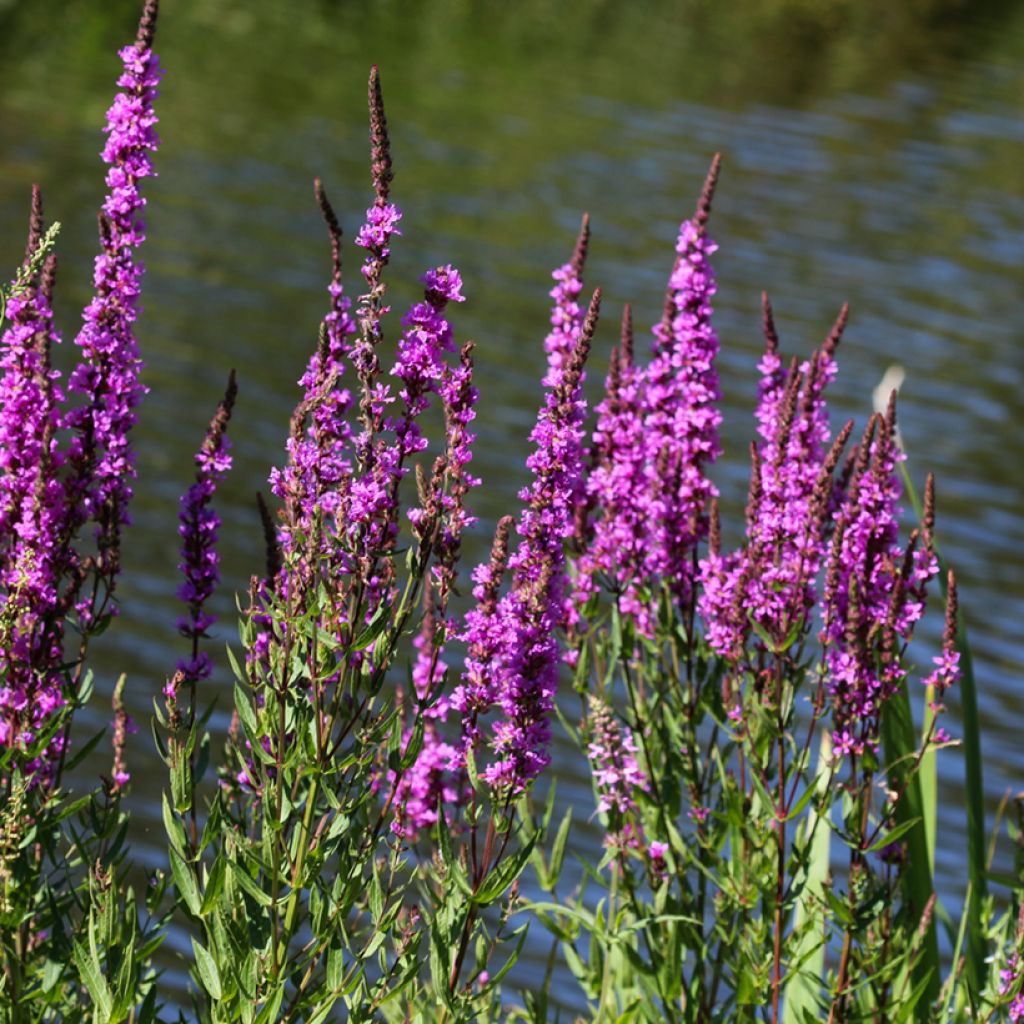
left=542, top=214, right=589, bottom=390
left=641, top=156, right=723, bottom=607
left=820, top=398, right=938, bottom=756
left=0, top=189, right=67, bottom=775
left=175, top=372, right=236, bottom=687
left=698, top=302, right=851, bottom=661
left=63, top=0, right=163, bottom=622
left=270, top=180, right=356, bottom=565
left=480, top=290, right=599, bottom=794
left=575, top=305, right=653, bottom=631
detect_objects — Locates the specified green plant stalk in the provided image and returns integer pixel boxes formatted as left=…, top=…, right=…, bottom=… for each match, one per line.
left=881, top=678, right=940, bottom=1017
left=900, top=463, right=986, bottom=1002
left=281, top=773, right=320, bottom=947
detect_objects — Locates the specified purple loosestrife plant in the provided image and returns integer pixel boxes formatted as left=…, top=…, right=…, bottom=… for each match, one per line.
left=0, top=1, right=162, bottom=784
left=5, top=20, right=1014, bottom=1020
left=820, top=396, right=938, bottom=758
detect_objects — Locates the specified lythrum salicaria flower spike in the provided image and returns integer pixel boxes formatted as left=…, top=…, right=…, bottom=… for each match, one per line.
left=619, top=302, right=634, bottom=368
left=543, top=218, right=590, bottom=389
left=586, top=696, right=648, bottom=820
left=709, top=497, right=721, bottom=558
left=451, top=514, right=514, bottom=755
left=480, top=289, right=599, bottom=793
left=175, top=370, right=236, bottom=685
left=40, top=253, right=58, bottom=306
left=313, top=177, right=343, bottom=282
left=0, top=186, right=66, bottom=778
left=64, top=0, right=163, bottom=616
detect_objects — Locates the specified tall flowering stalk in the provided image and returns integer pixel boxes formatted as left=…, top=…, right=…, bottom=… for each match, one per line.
left=642, top=155, right=722, bottom=608
left=820, top=397, right=938, bottom=758
left=699, top=300, right=850, bottom=661
left=0, top=191, right=66, bottom=776
left=574, top=157, right=722, bottom=640
left=271, top=180, right=357, bottom=560
left=174, top=371, right=237, bottom=691
left=63, top=0, right=162, bottom=619
left=481, top=289, right=600, bottom=794
left=574, top=305, right=651, bottom=628
left=0, top=0, right=162, bottom=782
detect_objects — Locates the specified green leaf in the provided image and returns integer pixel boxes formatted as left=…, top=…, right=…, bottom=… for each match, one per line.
left=865, top=816, right=921, bottom=854
left=73, top=941, right=113, bottom=1020
left=201, top=858, right=227, bottom=916
left=234, top=681, right=260, bottom=740
left=227, top=859, right=274, bottom=908
left=546, top=807, right=573, bottom=890
left=162, top=791, right=187, bottom=856
left=169, top=846, right=202, bottom=917
left=192, top=938, right=223, bottom=1000
left=881, top=676, right=939, bottom=1019
left=254, top=986, right=284, bottom=1024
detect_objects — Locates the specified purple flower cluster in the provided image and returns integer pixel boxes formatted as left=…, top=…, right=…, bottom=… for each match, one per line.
left=450, top=516, right=513, bottom=756
left=586, top=697, right=647, bottom=818
left=263, top=66, right=479, bottom=719
left=1000, top=953, right=1024, bottom=1022
left=174, top=372, right=236, bottom=687
left=699, top=300, right=848, bottom=659
left=269, top=181, right=357, bottom=589
left=473, top=291, right=599, bottom=794
left=820, top=399, right=938, bottom=756
left=574, top=307, right=651, bottom=629
left=64, top=10, right=163, bottom=591
left=1, top=3, right=161, bottom=780
left=576, top=158, right=722, bottom=634
left=0, top=196, right=66, bottom=772
left=542, top=215, right=589, bottom=390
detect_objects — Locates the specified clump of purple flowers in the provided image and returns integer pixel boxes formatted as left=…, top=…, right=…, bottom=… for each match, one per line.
left=64, top=0, right=163, bottom=581
left=0, top=0, right=162, bottom=782
left=575, top=157, right=722, bottom=636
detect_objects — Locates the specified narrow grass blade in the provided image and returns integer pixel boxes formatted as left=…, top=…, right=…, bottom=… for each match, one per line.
left=783, top=730, right=832, bottom=1024
left=900, top=462, right=986, bottom=1003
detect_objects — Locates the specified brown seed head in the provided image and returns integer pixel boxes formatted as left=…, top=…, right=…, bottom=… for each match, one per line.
left=368, top=66, right=393, bottom=203
left=761, top=291, right=779, bottom=356
left=694, top=152, right=722, bottom=230
left=135, top=0, right=159, bottom=51
left=571, top=212, right=590, bottom=277
left=822, top=302, right=849, bottom=359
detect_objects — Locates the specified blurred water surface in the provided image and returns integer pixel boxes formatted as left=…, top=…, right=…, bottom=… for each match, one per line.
left=1, top=0, right=1022, bottom=1014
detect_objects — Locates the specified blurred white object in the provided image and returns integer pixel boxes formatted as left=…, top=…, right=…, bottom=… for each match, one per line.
left=873, top=364, right=906, bottom=450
